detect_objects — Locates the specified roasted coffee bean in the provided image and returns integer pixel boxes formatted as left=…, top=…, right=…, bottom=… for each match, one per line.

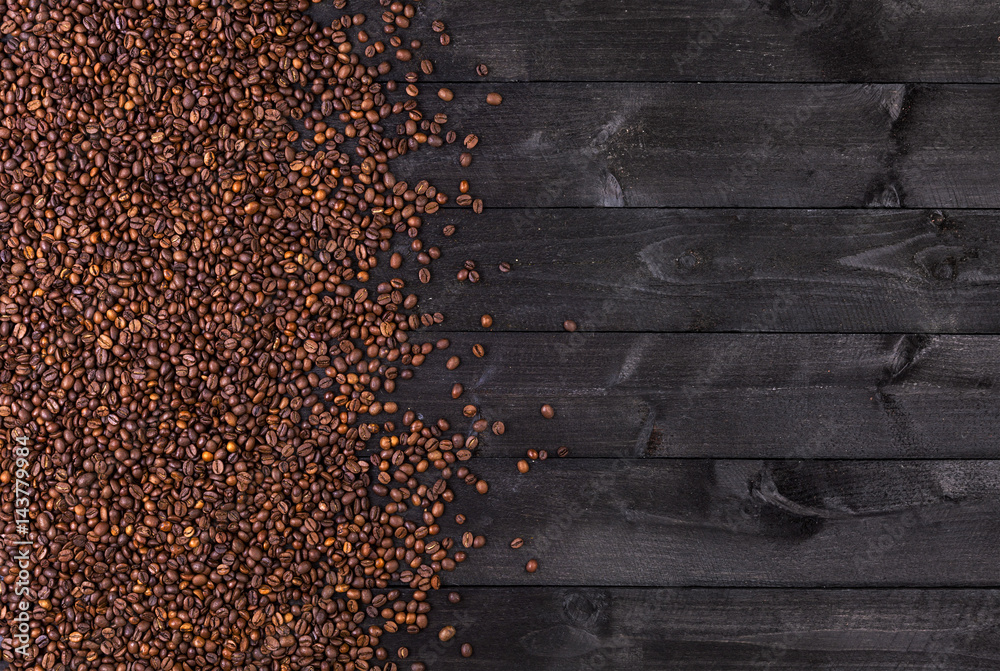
left=492, top=421, right=505, bottom=435
left=510, top=537, right=524, bottom=549
left=472, top=344, right=485, bottom=357
left=481, top=314, right=494, bottom=328
left=464, top=134, right=479, bottom=149
left=438, top=88, right=455, bottom=101
left=447, top=356, right=461, bottom=370
left=517, top=459, right=530, bottom=474
left=438, top=626, right=457, bottom=642
left=477, top=63, right=489, bottom=76
left=558, top=446, right=570, bottom=457
left=499, top=261, right=512, bottom=272
left=487, top=92, right=503, bottom=105
left=452, top=383, right=465, bottom=398
left=541, top=404, right=556, bottom=419
left=460, top=152, right=473, bottom=167
left=461, top=643, right=474, bottom=657
left=525, top=559, right=539, bottom=573
left=564, top=319, right=578, bottom=332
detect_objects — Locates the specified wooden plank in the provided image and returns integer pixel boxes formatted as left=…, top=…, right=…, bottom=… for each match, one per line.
left=411, top=208, right=1000, bottom=333
left=386, top=83, right=1000, bottom=208
left=389, top=333, right=1000, bottom=458
left=392, top=82, right=898, bottom=208
left=431, top=459, right=1000, bottom=586
left=408, top=587, right=1000, bottom=670
left=357, top=0, right=1000, bottom=84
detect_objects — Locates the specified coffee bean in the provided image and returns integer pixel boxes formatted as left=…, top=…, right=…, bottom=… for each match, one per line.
left=487, top=92, right=503, bottom=105
left=438, top=88, right=454, bottom=101
left=447, top=356, right=461, bottom=370
left=527, top=449, right=539, bottom=460
left=462, top=531, right=474, bottom=548
left=525, top=559, right=539, bottom=573
left=455, top=514, right=466, bottom=525
left=510, top=537, right=524, bottom=549
left=461, top=643, right=474, bottom=657
left=419, top=267, right=432, bottom=283
left=498, top=261, right=511, bottom=272
left=421, top=59, right=434, bottom=74
left=517, top=459, right=529, bottom=474
left=472, top=344, right=485, bottom=357
left=475, top=480, right=489, bottom=494
left=460, top=152, right=473, bottom=167
left=464, top=134, right=479, bottom=149
left=564, top=319, right=578, bottom=332
left=476, top=63, right=489, bottom=76
left=398, top=647, right=409, bottom=659
left=539, top=450, right=549, bottom=460
left=448, top=591, right=462, bottom=603
left=472, top=199, right=484, bottom=214
left=481, top=314, right=493, bottom=328
left=451, top=383, right=465, bottom=399
left=557, top=446, right=570, bottom=457
left=492, top=421, right=505, bottom=435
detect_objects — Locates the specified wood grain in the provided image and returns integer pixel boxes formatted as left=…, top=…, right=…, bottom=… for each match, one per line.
left=410, top=208, right=1000, bottom=333
left=379, top=0, right=1000, bottom=84
left=384, top=83, right=1000, bottom=208
left=389, top=333, right=1000, bottom=458
left=407, top=587, right=1000, bottom=670
left=433, top=459, right=1000, bottom=586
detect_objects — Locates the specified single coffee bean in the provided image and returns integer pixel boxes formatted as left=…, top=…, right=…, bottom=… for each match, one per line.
left=443, top=224, right=457, bottom=236
left=438, top=88, right=454, bottom=101
left=472, top=344, right=485, bottom=357
left=492, top=421, right=505, bottom=435
left=451, top=383, right=464, bottom=399
left=481, top=314, right=493, bottom=328
left=462, top=532, right=474, bottom=548
left=527, top=449, right=539, bottom=460
left=438, top=626, right=456, bottom=642
left=475, top=480, right=489, bottom=494
left=455, top=514, right=466, bottom=525
left=525, top=559, right=538, bottom=573
left=398, top=647, right=409, bottom=659
left=419, top=267, right=431, bottom=283
left=473, top=418, right=489, bottom=432
left=463, top=404, right=478, bottom=417
left=446, top=356, right=461, bottom=370
left=421, top=60, right=433, bottom=74
left=498, top=261, right=511, bottom=272
left=472, top=199, right=484, bottom=214
left=539, top=449, right=548, bottom=460
left=448, top=591, right=462, bottom=603
left=476, top=63, right=489, bottom=76
left=510, top=537, right=524, bottom=549
left=486, top=92, right=503, bottom=105
left=516, top=459, right=529, bottom=474
left=464, top=134, right=479, bottom=149
left=563, top=319, right=577, bottom=332
left=557, top=446, right=570, bottom=457
left=459, top=152, right=472, bottom=167
left=540, top=404, right=555, bottom=419
left=461, top=643, right=474, bottom=657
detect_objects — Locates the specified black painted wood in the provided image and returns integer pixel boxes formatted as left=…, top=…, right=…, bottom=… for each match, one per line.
left=433, top=459, right=1000, bottom=586
left=407, top=587, right=1000, bottom=670
left=400, top=0, right=1000, bottom=85
left=387, top=83, right=1000, bottom=208
left=407, top=208, right=1000, bottom=333
left=389, top=333, right=1000, bottom=458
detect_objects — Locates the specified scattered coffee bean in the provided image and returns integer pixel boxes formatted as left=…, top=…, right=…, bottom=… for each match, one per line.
left=510, top=538, right=524, bottom=549
left=472, top=344, right=485, bottom=357
left=487, top=92, right=503, bottom=105
left=492, top=421, right=505, bottom=435
left=564, top=319, right=578, bottom=332
left=439, top=626, right=457, bottom=642
left=452, top=383, right=465, bottom=398
left=447, top=356, right=462, bottom=370
left=461, top=643, right=474, bottom=657
left=526, top=559, right=539, bottom=573
left=558, top=446, right=570, bottom=457
left=438, top=87, right=455, bottom=101
left=541, top=404, right=556, bottom=419
left=477, top=63, right=489, bottom=76
left=481, top=314, right=494, bottom=328
left=517, top=459, right=530, bottom=474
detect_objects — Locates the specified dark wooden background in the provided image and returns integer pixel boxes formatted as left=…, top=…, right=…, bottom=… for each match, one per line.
left=315, top=1, right=1000, bottom=668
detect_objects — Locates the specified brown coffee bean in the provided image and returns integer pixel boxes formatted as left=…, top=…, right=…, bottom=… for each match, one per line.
left=525, top=559, right=538, bottom=573
left=438, top=88, right=454, bottom=101
left=472, top=199, right=484, bottom=214
left=419, top=267, right=431, bottom=283
left=539, top=450, right=548, bottom=460
left=459, top=152, right=472, bottom=167
left=475, top=480, right=489, bottom=494
left=463, top=404, right=478, bottom=417
left=446, top=356, right=461, bottom=370
left=451, top=383, right=464, bottom=398
left=510, top=537, right=524, bottom=549
left=498, top=261, right=511, bottom=272
left=455, top=514, right=466, bottom=525
left=448, top=591, right=462, bottom=603
left=557, top=446, right=570, bottom=457
left=438, top=626, right=456, bottom=642
left=481, top=314, right=493, bottom=328
left=398, top=647, right=409, bottom=659
left=476, top=63, right=489, bottom=76
left=492, top=421, right=505, bottom=435
left=421, top=59, right=434, bottom=74
left=486, top=92, right=503, bottom=105
left=462, top=531, right=474, bottom=548
left=472, top=344, right=485, bottom=357
left=540, top=404, right=555, bottom=419
left=563, top=319, right=578, bottom=332
left=464, top=134, right=479, bottom=149
left=527, top=449, right=539, bottom=460
left=461, top=643, right=474, bottom=657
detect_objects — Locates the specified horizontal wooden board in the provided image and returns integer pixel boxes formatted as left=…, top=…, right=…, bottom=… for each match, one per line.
left=408, top=208, right=1000, bottom=333
left=343, top=0, right=1000, bottom=84
left=403, top=587, right=1000, bottom=670
left=388, top=333, right=1000, bottom=458
left=431, top=459, right=1000, bottom=586
left=386, top=83, right=1000, bottom=208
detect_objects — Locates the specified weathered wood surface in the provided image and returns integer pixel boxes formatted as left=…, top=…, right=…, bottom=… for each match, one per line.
left=397, top=0, right=1000, bottom=85
left=408, top=208, right=1000, bottom=333
left=405, top=587, right=1000, bottom=670
left=390, top=333, right=1000, bottom=458
left=386, top=83, right=1000, bottom=208
left=431, top=459, right=1000, bottom=586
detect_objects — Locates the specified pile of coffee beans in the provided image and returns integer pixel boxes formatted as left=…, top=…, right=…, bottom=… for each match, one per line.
left=0, top=0, right=494, bottom=668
